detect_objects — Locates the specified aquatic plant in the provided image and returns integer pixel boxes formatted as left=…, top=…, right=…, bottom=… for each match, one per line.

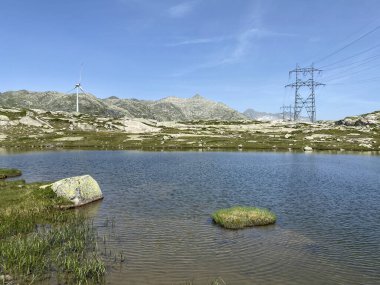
left=212, top=206, right=276, bottom=229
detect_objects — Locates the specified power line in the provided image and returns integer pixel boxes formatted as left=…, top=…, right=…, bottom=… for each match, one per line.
left=320, top=43, right=380, bottom=69
left=323, top=57, right=380, bottom=80
left=327, top=76, right=380, bottom=86
left=323, top=61, right=380, bottom=82
left=314, top=24, right=380, bottom=64
left=323, top=53, right=380, bottom=72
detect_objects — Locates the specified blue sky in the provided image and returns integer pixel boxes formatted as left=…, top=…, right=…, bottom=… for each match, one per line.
left=1, top=0, right=380, bottom=119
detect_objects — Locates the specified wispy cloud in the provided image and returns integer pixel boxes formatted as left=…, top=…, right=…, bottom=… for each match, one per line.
left=166, top=36, right=232, bottom=47
left=169, top=27, right=296, bottom=76
left=224, top=28, right=297, bottom=63
left=308, top=36, right=321, bottom=43
left=168, top=1, right=196, bottom=18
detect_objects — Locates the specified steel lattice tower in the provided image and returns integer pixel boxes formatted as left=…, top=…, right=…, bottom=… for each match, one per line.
left=280, top=105, right=293, bottom=121
left=285, top=64, right=325, bottom=123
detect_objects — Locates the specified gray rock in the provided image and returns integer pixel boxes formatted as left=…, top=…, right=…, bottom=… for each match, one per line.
left=50, top=175, right=103, bottom=207
left=19, top=116, right=43, bottom=127
left=0, top=115, right=10, bottom=126
left=74, top=122, right=96, bottom=131
left=9, top=120, right=20, bottom=126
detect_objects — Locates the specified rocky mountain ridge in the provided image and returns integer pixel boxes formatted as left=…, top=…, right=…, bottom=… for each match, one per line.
left=0, top=90, right=245, bottom=121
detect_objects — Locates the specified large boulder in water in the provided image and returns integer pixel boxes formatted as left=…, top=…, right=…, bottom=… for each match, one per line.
left=51, top=175, right=103, bottom=207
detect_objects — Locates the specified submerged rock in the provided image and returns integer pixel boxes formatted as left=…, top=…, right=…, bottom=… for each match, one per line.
left=50, top=175, right=103, bottom=207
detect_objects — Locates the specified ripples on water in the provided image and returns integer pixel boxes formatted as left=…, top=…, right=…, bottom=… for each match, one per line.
left=1, top=151, right=380, bottom=284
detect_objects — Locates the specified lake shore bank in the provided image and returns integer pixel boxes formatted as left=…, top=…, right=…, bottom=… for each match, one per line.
left=1, top=108, right=379, bottom=153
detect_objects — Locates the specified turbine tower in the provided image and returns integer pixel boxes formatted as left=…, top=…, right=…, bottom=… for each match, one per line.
left=67, top=65, right=88, bottom=113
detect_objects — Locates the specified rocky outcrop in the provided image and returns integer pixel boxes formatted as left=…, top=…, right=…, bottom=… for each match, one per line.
left=50, top=175, right=103, bottom=207
left=336, top=112, right=380, bottom=126
left=19, top=116, right=44, bottom=127
left=114, top=117, right=161, bottom=133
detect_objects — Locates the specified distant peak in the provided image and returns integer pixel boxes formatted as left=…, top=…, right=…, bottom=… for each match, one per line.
left=108, top=96, right=119, bottom=100
left=192, top=94, right=204, bottom=100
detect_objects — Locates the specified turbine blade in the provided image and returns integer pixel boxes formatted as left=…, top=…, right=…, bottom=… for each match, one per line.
left=79, top=86, right=87, bottom=95
left=66, top=87, right=76, bottom=94
left=79, top=63, right=84, bottom=83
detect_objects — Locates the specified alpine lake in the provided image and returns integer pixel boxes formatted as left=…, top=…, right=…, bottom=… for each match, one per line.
left=1, top=150, right=379, bottom=285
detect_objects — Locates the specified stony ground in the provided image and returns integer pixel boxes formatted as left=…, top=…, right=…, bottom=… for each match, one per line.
left=0, top=107, right=379, bottom=152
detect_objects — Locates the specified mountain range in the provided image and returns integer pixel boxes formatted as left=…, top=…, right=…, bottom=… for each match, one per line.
left=0, top=90, right=283, bottom=121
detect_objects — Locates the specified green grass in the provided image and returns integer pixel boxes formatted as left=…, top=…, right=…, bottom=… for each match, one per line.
left=0, top=171, right=106, bottom=284
left=212, top=206, right=276, bottom=229
left=0, top=168, right=22, bottom=179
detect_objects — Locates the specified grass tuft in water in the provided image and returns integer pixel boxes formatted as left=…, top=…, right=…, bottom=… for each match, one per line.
left=212, top=206, right=276, bottom=229
left=0, top=168, right=22, bottom=179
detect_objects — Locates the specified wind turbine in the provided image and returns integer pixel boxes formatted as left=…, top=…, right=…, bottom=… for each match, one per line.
left=67, top=64, right=89, bottom=113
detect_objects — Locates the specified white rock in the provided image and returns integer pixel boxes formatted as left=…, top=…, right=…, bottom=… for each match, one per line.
left=0, top=115, right=10, bottom=121
left=115, top=118, right=161, bottom=133
left=49, top=175, right=103, bottom=207
left=19, top=116, right=43, bottom=127
left=359, top=143, right=372, bottom=149
left=9, top=120, right=20, bottom=126
left=54, top=137, right=84, bottom=142
left=303, top=146, right=313, bottom=152
left=30, top=108, right=47, bottom=114
left=74, top=122, right=96, bottom=131
left=0, top=115, right=10, bottom=126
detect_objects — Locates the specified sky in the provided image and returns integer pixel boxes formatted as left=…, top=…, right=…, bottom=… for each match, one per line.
left=0, top=0, right=380, bottom=120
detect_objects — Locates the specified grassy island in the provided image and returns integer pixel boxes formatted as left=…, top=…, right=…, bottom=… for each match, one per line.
left=0, top=168, right=105, bottom=284
left=0, top=168, right=22, bottom=179
left=212, top=206, right=277, bottom=229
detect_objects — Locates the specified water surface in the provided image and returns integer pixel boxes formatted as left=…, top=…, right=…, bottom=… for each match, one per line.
left=1, top=151, right=379, bottom=284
